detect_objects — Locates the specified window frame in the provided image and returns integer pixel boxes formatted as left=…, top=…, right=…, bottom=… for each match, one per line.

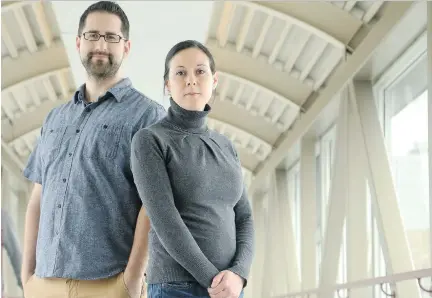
left=372, top=29, right=428, bottom=297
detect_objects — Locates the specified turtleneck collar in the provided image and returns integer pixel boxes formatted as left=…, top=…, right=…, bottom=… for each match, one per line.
left=165, top=97, right=211, bottom=134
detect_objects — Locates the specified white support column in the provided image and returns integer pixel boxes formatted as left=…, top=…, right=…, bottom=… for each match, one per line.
left=300, top=136, right=317, bottom=291
left=263, top=171, right=301, bottom=296
left=247, top=192, right=267, bottom=298
left=261, top=175, right=288, bottom=297
left=427, top=0, right=432, bottom=269
left=319, top=92, right=349, bottom=298
left=350, top=81, right=421, bottom=298
left=261, top=192, right=274, bottom=297
left=275, top=169, right=301, bottom=293
left=260, top=190, right=279, bottom=298
left=346, top=82, right=372, bottom=298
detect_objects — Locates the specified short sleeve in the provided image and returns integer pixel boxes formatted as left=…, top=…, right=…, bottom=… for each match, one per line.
left=139, top=103, right=166, bottom=129
left=23, top=128, right=44, bottom=184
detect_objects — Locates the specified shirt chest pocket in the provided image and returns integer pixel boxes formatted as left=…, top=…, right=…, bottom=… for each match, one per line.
left=83, top=123, right=124, bottom=160
left=41, top=126, right=67, bottom=162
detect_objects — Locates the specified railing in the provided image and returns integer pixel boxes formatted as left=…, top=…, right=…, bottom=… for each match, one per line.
left=272, top=268, right=432, bottom=298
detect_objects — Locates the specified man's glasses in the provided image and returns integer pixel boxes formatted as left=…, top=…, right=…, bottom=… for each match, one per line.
left=82, top=32, right=127, bottom=43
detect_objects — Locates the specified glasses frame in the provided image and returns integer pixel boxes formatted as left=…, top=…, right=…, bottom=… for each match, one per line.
left=81, top=32, right=127, bottom=43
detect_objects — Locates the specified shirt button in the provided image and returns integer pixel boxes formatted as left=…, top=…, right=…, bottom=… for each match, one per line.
left=57, top=204, right=62, bottom=208
left=76, top=129, right=80, bottom=133
left=85, top=108, right=90, bottom=112
left=62, top=178, right=66, bottom=183
left=69, top=153, right=72, bottom=157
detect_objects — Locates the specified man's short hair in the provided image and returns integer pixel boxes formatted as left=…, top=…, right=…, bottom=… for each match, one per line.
left=78, top=1, right=130, bottom=39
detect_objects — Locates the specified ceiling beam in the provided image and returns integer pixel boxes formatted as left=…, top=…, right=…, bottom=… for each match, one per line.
left=218, top=71, right=299, bottom=110
left=207, top=38, right=312, bottom=106
left=239, top=1, right=345, bottom=51
left=211, top=100, right=281, bottom=145
left=3, top=67, right=70, bottom=95
left=32, top=1, right=53, bottom=48
left=1, top=39, right=69, bottom=89
left=248, top=1, right=414, bottom=194
left=208, top=117, right=272, bottom=162
left=259, top=1, right=363, bottom=46
left=235, top=6, right=254, bottom=52
left=1, top=20, right=18, bottom=58
left=13, top=5, right=38, bottom=53
left=217, top=2, right=236, bottom=47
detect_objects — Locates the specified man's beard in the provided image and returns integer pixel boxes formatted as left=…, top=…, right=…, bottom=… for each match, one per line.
left=82, top=52, right=122, bottom=80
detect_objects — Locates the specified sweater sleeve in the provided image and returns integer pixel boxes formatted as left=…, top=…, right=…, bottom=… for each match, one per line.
left=226, top=143, right=255, bottom=287
left=226, top=183, right=255, bottom=287
left=130, top=129, right=219, bottom=288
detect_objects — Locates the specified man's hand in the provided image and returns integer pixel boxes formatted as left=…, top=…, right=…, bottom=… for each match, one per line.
left=123, top=268, right=145, bottom=298
left=208, top=270, right=244, bottom=298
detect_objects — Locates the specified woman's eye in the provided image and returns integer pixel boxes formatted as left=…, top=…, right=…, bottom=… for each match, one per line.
left=176, top=71, right=184, bottom=76
left=197, top=69, right=205, bottom=74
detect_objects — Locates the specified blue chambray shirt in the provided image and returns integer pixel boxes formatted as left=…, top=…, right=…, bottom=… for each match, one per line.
left=23, top=78, right=166, bottom=280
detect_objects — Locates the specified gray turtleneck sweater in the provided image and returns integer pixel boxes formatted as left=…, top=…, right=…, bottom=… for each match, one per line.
left=130, top=99, right=254, bottom=288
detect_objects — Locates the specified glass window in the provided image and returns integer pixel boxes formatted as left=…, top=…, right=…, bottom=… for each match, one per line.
left=383, top=52, right=429, bottom=271
left=373, top=30, right=429, bottom=298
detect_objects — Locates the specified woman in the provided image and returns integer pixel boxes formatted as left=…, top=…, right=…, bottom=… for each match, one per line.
left=131, top=40, right=254, bottom=298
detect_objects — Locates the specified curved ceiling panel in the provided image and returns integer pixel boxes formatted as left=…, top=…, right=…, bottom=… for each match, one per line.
left=2, top=0, right=70, bottom=176
left=248, top=1, right=414, bottom=193
left=210, top=100, right=280, bottom=145
left=1, top=1, right=69, bottom=89
left=331, top=1, right=384, bottom=23
left=216, top=71, right=300, bottom=131
left=207, top=39, right=312, bottom=106
left=207, top=117, right=272, bottom=162
left=208, top=1, right=345, bottom=93
left=1, top=1, right=60, bottom=57
left=2, top=68, right=73, bottom=122
left=238, top=1, right=345, bottom=50
left=257, top=2, right=363, bottom=45
left=1, top=40, right=70, bottom=89
left=236, top=148, right=260, bottom=173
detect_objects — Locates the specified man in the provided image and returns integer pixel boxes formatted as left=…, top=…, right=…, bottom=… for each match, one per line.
left=21, top=2, right=165, bottom=297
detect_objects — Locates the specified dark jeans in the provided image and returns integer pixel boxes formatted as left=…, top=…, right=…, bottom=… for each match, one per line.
left=148, top=282, right=244, bottom=298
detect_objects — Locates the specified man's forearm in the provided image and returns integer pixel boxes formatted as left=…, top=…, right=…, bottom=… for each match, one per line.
left=125, top=207, right=151, bottom=278
left=21, top=198, right=40, bottom=283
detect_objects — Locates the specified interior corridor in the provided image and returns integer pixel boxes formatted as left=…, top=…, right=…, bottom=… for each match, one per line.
left=1, top=1, right=431, bottom=297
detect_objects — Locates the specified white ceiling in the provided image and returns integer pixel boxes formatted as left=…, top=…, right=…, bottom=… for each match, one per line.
left=1, top=1, right=421, bottom=195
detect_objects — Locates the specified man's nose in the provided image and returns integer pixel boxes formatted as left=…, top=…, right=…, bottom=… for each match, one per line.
left=93, top=37, right=108, bottom=51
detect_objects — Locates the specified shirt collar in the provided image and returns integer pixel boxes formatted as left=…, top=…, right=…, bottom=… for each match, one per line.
left=73, top=77, right=132, bottom=104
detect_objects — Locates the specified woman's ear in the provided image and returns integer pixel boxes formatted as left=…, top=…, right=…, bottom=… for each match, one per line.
left=212, top=71, right=219, bottom=90
left=165, top=81, right=171, bottom=96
